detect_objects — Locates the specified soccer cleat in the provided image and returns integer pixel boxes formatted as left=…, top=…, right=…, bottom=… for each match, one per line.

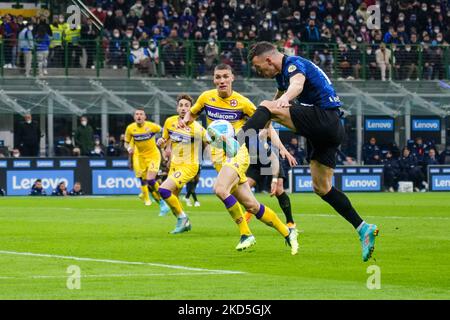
left=358, top=223, right=379, bottom=262
left=170, top=216, right=192, bottom=234
left=138, top=193, right=144, bottom=200
left=223, top=136, right=240, bottom=158
left=159, top=200, right=170, bottom=216
left=235, top=235, right=256, bottom=251
left=185, top=198, right=193, bottom=207
left=194, top=201, right=201, bottom=207
left=285, top=228, right=299, bottom=255
left=144, top=200, right=152, bottom=206
left=244, top=212, right=253, bottom=223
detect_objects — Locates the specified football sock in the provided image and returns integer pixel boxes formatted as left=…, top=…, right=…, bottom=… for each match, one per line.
left=148, top=179, right=161, bottom=202
left=256, top=204, right=289, bottom=237
left=321, top=187, right=364, bottom=229
left=191, top=192, right=198, bottom=202
left=140, top=179, right=150, bottom=202
left=222, top=195, right=252, bottom=236
left=277, top=192, right=294, bottom=224
left=159, top=187, right=184, bottom=216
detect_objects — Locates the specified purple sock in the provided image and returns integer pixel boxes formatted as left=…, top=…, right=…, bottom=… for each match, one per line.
left=158, top=188, right=171, bottom=200
left=222, top=195, right=237, bottom=209
left=255, top=204, right=265, bottom=219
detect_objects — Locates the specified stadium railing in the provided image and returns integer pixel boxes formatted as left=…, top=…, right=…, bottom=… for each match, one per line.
left=1, top=38, right=449, bottom=80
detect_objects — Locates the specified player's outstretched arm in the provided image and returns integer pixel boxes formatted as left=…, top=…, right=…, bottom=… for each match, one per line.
left=269, top=152, right=280, bottom=197
left=276, top=73, right=306, bottom=108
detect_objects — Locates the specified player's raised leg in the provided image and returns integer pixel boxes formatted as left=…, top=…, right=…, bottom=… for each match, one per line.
left=213, top=166, right=255, bottom=251
left=147, top=167, right=170, bottom=216
left=233, top=181, right=298, bottom=255
left=159, top=177, right=191, bottom=234
left=310, top=160, right=378, bottom=261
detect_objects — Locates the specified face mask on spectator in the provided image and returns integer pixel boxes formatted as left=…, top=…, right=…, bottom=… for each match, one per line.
left=434, top=28, right=440, bottom=34
left=266, top=14, right=271, bottom=20
left=405, top=46, right=411, bottom=52
left=81, top=120, right=87, bottom=126
left=94, top=147, right=102, bottom=154
left=150, top=43, right=156, bottom=49
left=113, top=32, right=120, bottom=37
left=26, top=119, right=32, bottom=124
left=126, top=32, right=133, bottom=38
left=28, top=25, right=34, bottom=31
left=239, top=4, right=245, bottom=9
left=275, top=34, right=282, bottom=41
left=65, top=139, right=72, bottom=145
left=97, top=7, right=102, bottom=12
left=351, top=44, right=357, bottom=50
left=13, top=151, right=20, bottom=158
left=437, top=37, right=443, bottom=42
left=366, top=49, right=372, bottom=54
left=211, top=23, right=217, bottom=29
left=133, top=43, right=139, bottom=49
left=263, top=22, right=268, bottom=29
left=251, top=26, right=256, bottom=32
left=310, top=15, right=316, bottom=20
left=237, top=25, right=242, bottom=31
left=224, top=23, right=230, bottom=29
left=294, top=14, right=301, bottom=20
left=107, top=11, right=113, bottom=16
left=209, top=40, right=215, bottom=46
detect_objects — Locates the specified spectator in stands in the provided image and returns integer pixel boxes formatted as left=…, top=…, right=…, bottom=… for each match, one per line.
left=29, top=179, right=46, bottom=196
left=74, top=116, right=94, bottom=156
left=204, top=38, right=220, bottom=72
left=69, top=182, right=84, bottom=196
left=90, top=136, right=105, bottom=157
left=401, top=44, right=419, bottom=81
left=362, top=137, right=382, bottom=165
left=286, top=137, right=305, bottom=165
left=35, top=26, right=50, bottom=77
left=18, top=21, right=34, bottom=78
left=106, top=136, right=119, bottom=156
left=1, top=14, right=19, bottom=69
left=129, top=40, right=152, bottom=75
left=347, top=42, right=362, bottom=80
left=16, top=114, right=41, bottom=157
left=424, top=148, right=440, bottom=166
left=56, top=136, right=74, bottom=157
left=162, top=39, right=184, bottom=77
left=81, top=18, right=99, bottom=69
left=52, top=181, right=68, bottom=196
left=231, top=41, right=248, bottom=76
left=109, top=29, right=125, bottom=69
left=365, top=46, right=378, bottom=80
left=376, top=43, right=392, bottom=81
left=383, top=150, right=400, bottom=192
left=118, top=133, right=128, bottom=157
left=398, top=147, right=427, bottom=192
left=303, top=19, right=320, bottom=43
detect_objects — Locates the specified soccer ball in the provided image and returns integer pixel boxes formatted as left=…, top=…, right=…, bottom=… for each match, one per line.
left=207, top=120, right=235, bottom=148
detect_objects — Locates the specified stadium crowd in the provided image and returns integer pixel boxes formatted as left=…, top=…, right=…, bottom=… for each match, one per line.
left=0, top=0, right=449, bottom=78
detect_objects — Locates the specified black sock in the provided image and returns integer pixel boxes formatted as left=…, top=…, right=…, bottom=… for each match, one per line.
left=238, top=106, right=272, bottom=149
left=321, top=187, right=363, bottom=229
left=185, top=191, right=191, bottom=199
left=192, top=192, right=198, bottom=202
left=277, top=192, right=294, bottom=224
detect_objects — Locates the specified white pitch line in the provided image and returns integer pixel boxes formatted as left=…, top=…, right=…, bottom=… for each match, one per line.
left=0, top=250, right=245, bottom=275
left=0, top=272, right=232, bottom=280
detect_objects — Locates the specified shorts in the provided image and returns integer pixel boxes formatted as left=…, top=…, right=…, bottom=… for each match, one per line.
left=247, top=159, right=286, bottom=183
left=167, top=163, right=200, bottom=189
left=289, top=105, right=345, bottom=169
left=211, top=144, right=250, bottom=184
left=134, top=151, right=161, bottom=178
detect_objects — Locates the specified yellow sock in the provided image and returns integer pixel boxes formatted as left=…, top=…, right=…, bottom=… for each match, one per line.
left=256, top=205, right=289, bottom=237
left=141, top=186, right=150, bottom=202
left=223, top=195, right=252, bottom=236
left=165, top=194, right=184, bottom=216
left=148, top=180, right=161, bottom=202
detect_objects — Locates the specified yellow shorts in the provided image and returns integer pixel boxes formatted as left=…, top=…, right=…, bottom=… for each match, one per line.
left=211, top=144, right=249, bottom=184
left=134, top=151, right=161, bottom=178
left=167, top=163, right=200, bottom=189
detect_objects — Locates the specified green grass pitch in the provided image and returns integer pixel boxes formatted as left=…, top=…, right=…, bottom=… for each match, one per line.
left=0, top=193, right=449, bottom=300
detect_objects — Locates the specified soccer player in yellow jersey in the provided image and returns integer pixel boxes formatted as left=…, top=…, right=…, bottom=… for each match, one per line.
left=125, top=109, right=170, bottom=216
left=157, top=94, right=207, bottom=234
left=179, top=64, right=299, bottom=254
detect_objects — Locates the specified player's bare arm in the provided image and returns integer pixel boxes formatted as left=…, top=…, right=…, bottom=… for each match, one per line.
left=268, top=125, right=298, bottom=167
left=269, top=152, right=280, bottom=197
left=179, top=110, right=197, bottom=129
left=276, top=73, right=306, bottom=108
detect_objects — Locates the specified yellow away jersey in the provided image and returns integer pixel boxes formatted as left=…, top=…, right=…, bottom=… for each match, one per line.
left=162, top=115, right=206, bottom=164
left=190, top=89, right=256, bottom=132
left=125, top=121, right=161, bottom=157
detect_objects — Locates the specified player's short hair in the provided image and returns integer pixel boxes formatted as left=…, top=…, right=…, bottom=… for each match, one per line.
left=214, top=63, right=234, bottom=74
left=247, top=41, right=277, bottom=61
left=134, top=107, right=146, bottom=114
left=177, top=94, right=193, bottom=106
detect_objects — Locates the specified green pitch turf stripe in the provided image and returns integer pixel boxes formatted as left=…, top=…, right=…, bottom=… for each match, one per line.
left=0, top=250, right=246, bottom=275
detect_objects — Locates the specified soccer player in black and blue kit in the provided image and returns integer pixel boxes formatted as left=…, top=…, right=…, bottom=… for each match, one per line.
left=238, top=42, right=378, bottom=262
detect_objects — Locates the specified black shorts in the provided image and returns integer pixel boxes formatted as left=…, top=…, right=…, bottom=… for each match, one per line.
left=289, top=105, right=345, bottom=169
left=247, top=159, right=286, bottom=183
